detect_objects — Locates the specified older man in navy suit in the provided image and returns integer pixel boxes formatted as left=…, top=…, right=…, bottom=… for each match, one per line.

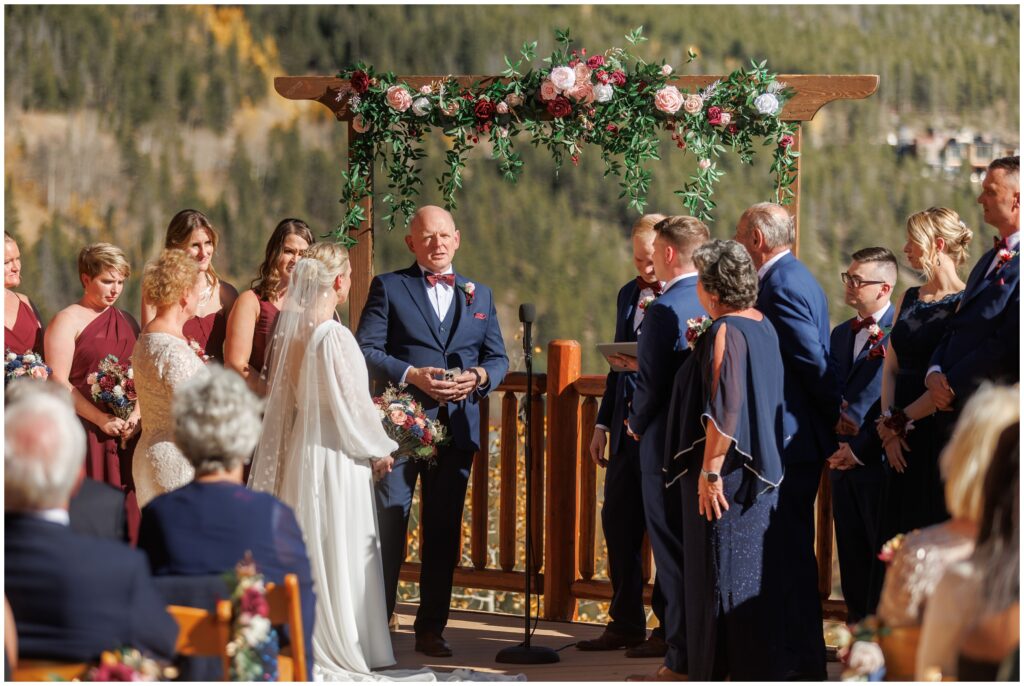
left=356, top=205, right=508, bottom=658
left=580, top=214, right=668, bottom=657
left=926, top=156, right=1020, bottom=423
left=4, top=386, right=177, bottom=663
left=735, top=202, right=840, bottom=680
left=625, top=215, right=709, bottom=681
left=827, top=247, right=898, bottom=622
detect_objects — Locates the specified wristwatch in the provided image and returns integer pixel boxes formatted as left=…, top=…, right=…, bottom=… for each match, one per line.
left=700, top=469, right=720, bottom=483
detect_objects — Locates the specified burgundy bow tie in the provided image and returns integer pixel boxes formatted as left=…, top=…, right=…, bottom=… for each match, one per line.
left=637, top=277, right=663, bottom=296
left=425, top=272, right=455, bottom=288
left=851, top=316, right=875, bottom=333
left=994, top=236, right=1010, bottom=251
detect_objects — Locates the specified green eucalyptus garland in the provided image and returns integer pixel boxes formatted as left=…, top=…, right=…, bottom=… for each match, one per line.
left=334, top=27, right=799, bottom=244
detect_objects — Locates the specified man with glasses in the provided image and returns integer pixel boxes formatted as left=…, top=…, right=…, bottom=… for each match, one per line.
left=828, top=247, right=898, bottom=621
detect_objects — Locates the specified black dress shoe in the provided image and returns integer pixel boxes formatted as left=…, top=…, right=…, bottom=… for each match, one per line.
left=625, top=633, right=669, bottom=658
left=415, top=632, right=453, bottom=658
left=577, top=628, right=646, bottom=651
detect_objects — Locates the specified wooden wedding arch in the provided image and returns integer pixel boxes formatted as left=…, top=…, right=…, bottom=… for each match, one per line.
left=276, top=73, right=879, bottom=623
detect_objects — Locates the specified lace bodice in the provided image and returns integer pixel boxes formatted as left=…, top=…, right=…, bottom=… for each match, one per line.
left=877, top=524, right=975, bottom=627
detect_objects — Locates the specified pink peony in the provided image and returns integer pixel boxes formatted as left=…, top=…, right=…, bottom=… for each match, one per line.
left=539, top=79, right=558, bottom=101
left=573, top=63, right=592, bottom=85
left=654, top=85, right=684, bottom=114
left=549, top=66, right=576, bottom=91
left=566, top=81, right=595, bottom=104
left=682, top=94, right=704, bottom=115
left=385, top=85, right=412, bottom=112
left=706, top=106, right=723, bottom=125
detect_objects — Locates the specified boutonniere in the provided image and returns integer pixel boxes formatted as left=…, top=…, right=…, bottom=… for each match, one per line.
left=638, top=294, right=657, bottom=312
left=995, top=248, right=1018, bottom=272
left=458, top=281, right=475, bottom=306
left=188, top=338, right=211, bottom=363
left=684, top=316, right=712, bottom=350
left=865, top=323, right=890, bottom=359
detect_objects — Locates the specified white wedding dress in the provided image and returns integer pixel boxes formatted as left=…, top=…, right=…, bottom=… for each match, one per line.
left=131, top=332, right=209, bottom=507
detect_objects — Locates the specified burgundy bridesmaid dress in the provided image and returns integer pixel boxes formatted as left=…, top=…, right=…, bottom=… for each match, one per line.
left=67, top=307, right=142, bottom=544
left=247, top=297, right=280, bottom=379
left=4, top=298, right=45, bottom=355
left=182, top=309, right=228, bottom=363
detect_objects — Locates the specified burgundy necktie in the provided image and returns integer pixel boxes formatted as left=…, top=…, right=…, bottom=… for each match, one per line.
left=636, top=277, right=663, bottom=296
left=994, top=236, right=1009, bottom=251
left=850, top=316, right=875, bottom=333
left=425, top=272, right=455, bottom=288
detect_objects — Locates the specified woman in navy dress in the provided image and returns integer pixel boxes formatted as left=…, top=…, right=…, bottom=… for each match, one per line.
left=666, top=239, right=787, bottom=681
left=876, top=208, right=970, bottom=544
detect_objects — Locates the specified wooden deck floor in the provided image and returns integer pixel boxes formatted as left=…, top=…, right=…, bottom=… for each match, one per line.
left=386, top=603, right=844, bottom=681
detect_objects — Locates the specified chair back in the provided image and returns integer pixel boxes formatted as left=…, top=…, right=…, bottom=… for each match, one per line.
left=12, top=659, right=90, bottom=681
left=167, top=602, right=232, bottom=679
left=154, top=574, right=230, bottom=681
left=264, top=574, right=307, bottom=682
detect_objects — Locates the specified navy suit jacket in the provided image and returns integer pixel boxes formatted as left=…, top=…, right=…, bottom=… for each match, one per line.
left=69, top=477, right=128, bottom=542
left=930, top=245, right=1020, bottom=399
left=757, top=253, right=841, bottom=465
left=829, top=305, right=895, bottom=473
left=596, top=279, right=643, bottom=457
left=356, top=263, right=509, bottom=452
left=628, top=276, right=706, bottom=474
left=137, top=481, right=315, bottom=677
left=4, top=514, right=178, bottom=662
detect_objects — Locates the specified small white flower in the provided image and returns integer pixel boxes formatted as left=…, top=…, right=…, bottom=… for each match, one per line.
left=497, top=126, right=509, bottom=139
left=112, top=385, right=124, bottom=398
left=5, top=352, right=16, bottom=362
left=464, top=282, right=476, bottom=295
left=348, top=94, right=362, bottom=109
left=867, top=323, right=883, bottom=338
left=754, top=93, right=780, bottom=116
left=698, top=158, right=712, bottom=171
left=661, top=64, right=673, bottom=76
left=22, top=354, right=35, bottom=364
left=419, top=84, right=433, bottom=95
left=549, top=65, right=576, bottom=92
left=767, top=80, right=787, bottom=95
left=126, top=368, right=134, bottom=380
left=718, top=111, right=732, bottom=127
left=594, top=83, right=614, bottom=103
left=91, top=383, right=101, bottom=395
left=411, top=97, right=432, bottom=117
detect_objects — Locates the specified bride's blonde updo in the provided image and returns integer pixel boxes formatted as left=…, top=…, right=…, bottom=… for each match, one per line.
left=303, top=242, right=352, bottom=288
left=906, top=207, right=973, bottom=280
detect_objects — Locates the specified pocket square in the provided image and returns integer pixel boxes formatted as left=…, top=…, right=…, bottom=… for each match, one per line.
left=474, top=312, right=487, bottom=320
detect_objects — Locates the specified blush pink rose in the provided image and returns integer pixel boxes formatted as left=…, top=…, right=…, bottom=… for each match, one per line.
left=385, top=85, right=412, bottom=112
left=539, top=79, right=558, bottom=101
left=573, top=63, right=592, bottom=85
left=567, top=81, right=595, bottom=104
left=496, top=101, right=509, bottom=114
left=654, top=85, right=684, bottom=114
left=352, top=115, right=370, bottom=133
left=549, top=66, right=576, bottom=91
left=719, top=112, right=732, bottom=127
left=698, top=158, right=712, bottom=171
left=29, top=365, right=48, bottom=379
left=682, top=94, right=704, bottom=115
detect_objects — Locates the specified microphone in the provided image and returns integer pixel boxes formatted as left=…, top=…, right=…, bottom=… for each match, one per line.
left=519, top=304, right=535, bottom=357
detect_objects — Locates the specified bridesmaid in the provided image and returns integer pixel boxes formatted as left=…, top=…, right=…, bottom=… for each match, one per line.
left=224, top=218, right=313, bottom=395
left=141, top=210, right=238, bottom=362
left=4, top=232, right=45, bottom=356
left=45, top=243, right=142, bottom=543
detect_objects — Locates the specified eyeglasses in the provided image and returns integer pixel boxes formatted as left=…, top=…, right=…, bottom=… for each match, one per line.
left=841, top=272, right=887, bottom=288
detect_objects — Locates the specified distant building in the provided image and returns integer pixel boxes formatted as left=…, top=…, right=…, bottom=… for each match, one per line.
left=889, top=123, right=1019, bottom=181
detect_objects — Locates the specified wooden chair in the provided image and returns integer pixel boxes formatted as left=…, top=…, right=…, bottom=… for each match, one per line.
left=265, top=574, right=308, bottom=682
left=12, top=659, right=90, bottom=681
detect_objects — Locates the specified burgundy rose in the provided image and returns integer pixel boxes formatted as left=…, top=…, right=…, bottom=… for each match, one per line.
left=778, top=134, right=794, bottom=149
left=546, top=96, right=572, bottom=118
left=706, top=106, right=723, bottom=126
left=474, top=99, right=496, bottom=121
left=568, top=59, right=580, bottom=68
left=606, top=124, right=619, bottom=134
left=596, top=70, right=610, bottom=84
left=610, top=70, right=627, bottom=87
left=241, top=586, right=270, bottom=617
left=727, top=123, right=739, bottom=135
left=99, top=375, right=116, bottom=392
left=350, top=70, right=370, bottom=95
left=587, top=55, right=605, bottom=69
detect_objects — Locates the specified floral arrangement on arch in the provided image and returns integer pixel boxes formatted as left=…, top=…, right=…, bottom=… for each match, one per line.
left=334, top=26, right=798, bottom=243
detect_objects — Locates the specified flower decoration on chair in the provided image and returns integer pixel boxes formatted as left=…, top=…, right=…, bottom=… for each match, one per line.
left=84, top=648, right=179, bottom=682
left=335, top=26, right=797, bottom=242
left=374, top=384, right=450, bottom=465
left=4, top=349, right=51, bottom=385
left=224, top=554, right=279, bottom=682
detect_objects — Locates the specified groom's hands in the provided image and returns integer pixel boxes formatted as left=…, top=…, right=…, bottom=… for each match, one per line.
left=407, top=366, right=459, bottom=402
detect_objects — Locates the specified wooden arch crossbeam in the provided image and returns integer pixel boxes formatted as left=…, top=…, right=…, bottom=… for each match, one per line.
left=275, top=74, right=878, bottom=326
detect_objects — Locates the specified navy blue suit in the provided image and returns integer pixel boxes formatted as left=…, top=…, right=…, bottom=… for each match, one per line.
left=757, top=252, right=840, bottom=679
left=596, top=280, right=663, bottom=639
left=930, top=243, right=1020, bottom=429
left=356, top=262, right=508, bottom=635
left=137, top=481, right=316, bottom=678
left=627, top=275, right=705, bottom=673
left=828, top=305, right=894, bottom=622
left=5, top=514, right=178, bottom=662
left=69, top=477, right=128, bottom=542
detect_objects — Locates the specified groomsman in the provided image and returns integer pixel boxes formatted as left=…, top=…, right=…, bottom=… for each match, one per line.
left=827, top=247, right=897, bottom=622
left=625, top=216, right=709, bottom=681
left=927, top=156, right=1020, bottom=424
left=580, top=215, right=668, bottom=656
left=734, top=203, right=840, bottom=680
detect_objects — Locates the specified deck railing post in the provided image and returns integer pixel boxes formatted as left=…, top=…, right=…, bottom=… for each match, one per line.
left=543, top=339, right=582, bottom=621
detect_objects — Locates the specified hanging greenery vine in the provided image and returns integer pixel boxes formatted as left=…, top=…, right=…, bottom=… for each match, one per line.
left=334, top=27, right=798, bottom=244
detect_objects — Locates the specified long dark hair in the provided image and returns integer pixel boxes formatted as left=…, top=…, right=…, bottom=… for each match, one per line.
left=975, top=422, right=1019, bottom=612
left=250, top=218, right=314, bottom=300
left=164, top=209, right=221, bottom=285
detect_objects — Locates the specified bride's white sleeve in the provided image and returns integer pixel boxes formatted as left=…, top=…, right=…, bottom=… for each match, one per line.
left=321, top=322, right=399, bottom=460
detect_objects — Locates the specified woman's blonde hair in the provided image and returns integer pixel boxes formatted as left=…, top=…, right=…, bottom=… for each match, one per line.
left=906, top=207, right=973, bottom=280
left=940, top=382, right=1020, bottom=522
left=77, top=243, right=131, bottom=283
left=304, top=242, right=351, bottom=287
left=142, top=249, right=200, bottom=308
left=631, top=213, right=667, bottom=239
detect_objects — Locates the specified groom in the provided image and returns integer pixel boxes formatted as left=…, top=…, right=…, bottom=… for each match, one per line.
left=356, top=205, right=508, bottom=658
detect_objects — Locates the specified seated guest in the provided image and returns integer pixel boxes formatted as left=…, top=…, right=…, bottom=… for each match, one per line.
left=4, top=386, right=177, bottom=662
left=918, top=420, right=1019, bottom=680
left=877, top=383, right=1019, bottom=629
left=137, top=366, right=315, bottom=678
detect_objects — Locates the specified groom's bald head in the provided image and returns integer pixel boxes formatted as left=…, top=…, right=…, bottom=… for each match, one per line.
left=406, top=205, right=461, bottom=273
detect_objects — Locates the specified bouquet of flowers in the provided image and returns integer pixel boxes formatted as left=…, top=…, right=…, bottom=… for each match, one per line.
left=832, top=618, right=889, bottom=682
left=374, top=384, right=449, bottom=465
left=188, top=337, right=212, bottom=363
left=88, top=354, right=136, bottom=420
left=84, top=647, right=179, bottom=682
left=4, top=349, right=50, bottom=385
left=224, top=554, right=279, bottom=682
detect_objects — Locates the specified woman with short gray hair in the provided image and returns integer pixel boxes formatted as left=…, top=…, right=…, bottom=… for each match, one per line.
left=665, top=238, right=788, bottom=680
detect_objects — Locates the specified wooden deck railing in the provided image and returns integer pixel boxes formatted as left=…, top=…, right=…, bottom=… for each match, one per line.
left=399, top=339, right=846, bottom=622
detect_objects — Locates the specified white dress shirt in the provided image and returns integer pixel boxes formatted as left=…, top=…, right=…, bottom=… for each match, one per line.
left=852, top=302, right=892, bottom=365
left=400, top=264, right=457, bottom=385
left=632, top=281, right=666, bottom=331
left=25, top=508, right=71, bottom=526
left=757, top=249, right=791, bottom=280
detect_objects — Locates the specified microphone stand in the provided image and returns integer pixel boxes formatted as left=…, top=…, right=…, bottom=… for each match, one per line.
left=496, top=304, right=559, bottom=665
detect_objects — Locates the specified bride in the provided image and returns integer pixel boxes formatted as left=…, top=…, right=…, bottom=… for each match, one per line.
left=249, top=243, right=400, bottom=678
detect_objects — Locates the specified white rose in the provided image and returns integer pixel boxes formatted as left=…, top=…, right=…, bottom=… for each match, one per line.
left=549, top=65, right=576, bottom=92
left=91, top=383, right=101, bottom=396
left=6, top=352, right=16, bottom=362
left=661, top=64, right=673, bottom=76
left=22, top=354, right=35, bottom=364
left=594, top=83, right=614, bottom=103
left=126, top=368, right=134, bottom=380
left=112, top=385, right=124, bottom=398
left=847, top=641, right=885, bottom=675
left=411, top=97, right=432, bottom=117
left=754, top=93, right=780, bottom=116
